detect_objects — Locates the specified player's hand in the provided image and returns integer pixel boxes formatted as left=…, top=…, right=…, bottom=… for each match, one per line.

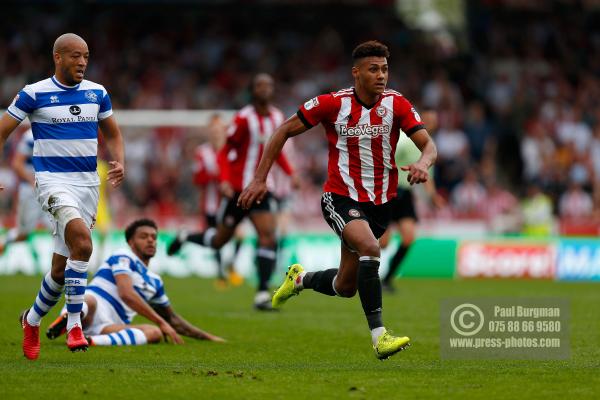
left=203, top=332, right=227, bottom=343
left=219, top=181, right=235, bottom=198
left=107, top=161, right=125, bottom=188
left=160, top=322, right=185, bottom=345
left=400, top=162, right=429, bottom=185
left=238, top=179, right=267, bottom=210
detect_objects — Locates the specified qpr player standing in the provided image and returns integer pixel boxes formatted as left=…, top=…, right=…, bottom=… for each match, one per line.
left=239, top=41, right=437, bottom=360
left=0, top=33, right=125, bottom=360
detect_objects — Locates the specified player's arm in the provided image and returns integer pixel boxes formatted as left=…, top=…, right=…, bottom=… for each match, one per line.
left=0, top=114, right=22, bottom=190
left=152, top=304, right=226, bottom=342
left=401, top=129, right=437, bottom=185
left=238, top=114, right=308, bottom=209
left=98, top=115, right=125, bottom=188
left=12, top=151, right=35, bottom=187
left=113, top=273, right=184, bottom=344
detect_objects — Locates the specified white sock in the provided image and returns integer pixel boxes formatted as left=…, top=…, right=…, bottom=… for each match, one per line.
left=371, top=327, right=386, bottom=346
left=295, top=271, right=306, bottom=290
left=91, top=328, right=148, bottom=346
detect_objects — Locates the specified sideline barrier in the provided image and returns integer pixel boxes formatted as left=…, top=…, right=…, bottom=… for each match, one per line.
left=1, top=231, right=599, bottom=280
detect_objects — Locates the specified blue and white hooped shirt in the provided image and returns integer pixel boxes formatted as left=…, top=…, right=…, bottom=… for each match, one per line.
left=87, top=248, right=170, bottom=324
left=6, top=76, right=113, bottom=187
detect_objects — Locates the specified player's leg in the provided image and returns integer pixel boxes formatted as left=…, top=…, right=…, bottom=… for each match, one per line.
left=1, top=185, right=37, bottom=254
left=383, top=217, right=416, bottom=290
left=46, top=294, right=95, bottom=340
left=87, top=324, right=160, bottom=346
left=21, top=253, right=67, bottom=359
left=249, top=209, right=278, bottom=310
left=167, top=195, right=243, bottom=255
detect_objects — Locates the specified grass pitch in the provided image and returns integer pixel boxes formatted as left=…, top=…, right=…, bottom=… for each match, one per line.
left=1, top=275, right=599, bottom=399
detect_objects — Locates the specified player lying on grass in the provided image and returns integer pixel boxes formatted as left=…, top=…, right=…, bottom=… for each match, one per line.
left=46, top=218, right=225, bottom=346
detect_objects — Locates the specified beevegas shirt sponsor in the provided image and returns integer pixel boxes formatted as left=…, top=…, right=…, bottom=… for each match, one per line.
left=297, top=87, right=424, bottom=204
left=88, top=248, right=170, bottom=324
left=6, top=76, right=113, bottom=186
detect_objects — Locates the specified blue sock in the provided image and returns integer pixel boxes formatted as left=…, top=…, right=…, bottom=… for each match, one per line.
left=64, top=259, right=88, bottom=331
left=91, top=328, right=148, bottom=346
left=27, top=272, right=64, bottom=326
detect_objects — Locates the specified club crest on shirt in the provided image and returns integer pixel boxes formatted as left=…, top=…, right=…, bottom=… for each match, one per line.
left=411, top=107, right=422, bottom=122
left=376, top=105, right=387, bottom=117
left=50, top=95, right=59, bottom=104
left=304, top=97, right=319, bottom=111
left=348, top=209, right=361, bottom=218
left=85, top=90, right=98, bottom=103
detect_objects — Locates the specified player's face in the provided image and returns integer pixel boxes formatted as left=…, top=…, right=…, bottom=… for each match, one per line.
left=130, top=226, right=158, bottom=260
left=55, top=40, right=89, bottom=85
left=253, top=76, right=274, bottom=104
left=353, top=57, right=388, bottom=95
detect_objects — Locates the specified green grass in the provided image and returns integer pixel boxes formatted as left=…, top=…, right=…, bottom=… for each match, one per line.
left=1, top=275, right=599, bottom=399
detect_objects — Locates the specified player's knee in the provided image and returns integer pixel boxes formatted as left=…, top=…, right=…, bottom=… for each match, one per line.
left=335, top=283, right=357, bottom=298
left=70, top=236, right=93, bottom=260
left=401, top=232, right=416, bottom=245
left=145, top=326, right=162, bottom=343
left=355, top=239, right=380, bottom=258
left=257, top=232, right=276, bottom=248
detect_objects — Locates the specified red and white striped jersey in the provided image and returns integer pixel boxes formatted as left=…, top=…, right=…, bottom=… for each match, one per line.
left=218, top=104, right=293, bottom=192
left=193, top=143, right=220, bottom=215
left=297, top=87, right=424, bottom=204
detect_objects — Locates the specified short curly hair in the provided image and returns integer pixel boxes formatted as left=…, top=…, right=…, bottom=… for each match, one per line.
left=124, top=218, right=158, bottom=242
left=352, top=40, right=390, bottom=62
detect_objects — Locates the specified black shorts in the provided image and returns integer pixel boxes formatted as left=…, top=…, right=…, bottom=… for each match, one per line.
left=217, top=191, right=277, bottom=228
left=388, top=187, right=418, bottom=221
left=321, top=192, right=393, bottom=242
left=205, top=214, right=218, bottom=228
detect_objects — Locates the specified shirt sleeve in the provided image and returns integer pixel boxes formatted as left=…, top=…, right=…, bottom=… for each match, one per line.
left=111, top=256, right=133, bottom=276
left=225, top=114, right=248, bottom=148
left=7, top=87, right=36, bottom=122
left=98, top=88, right=113, bottom=120
left=394, top=96, right=425, bottom=136
left=296, top=94, right=337, bottom=128
left=150, top=279, right=170, bottom=306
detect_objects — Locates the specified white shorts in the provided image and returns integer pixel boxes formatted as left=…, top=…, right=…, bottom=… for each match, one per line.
left=84, top=292, right=126, bottom=336
left=35, top=182, right=99, bottom=257
left=17, top=183, right=53, bottom=234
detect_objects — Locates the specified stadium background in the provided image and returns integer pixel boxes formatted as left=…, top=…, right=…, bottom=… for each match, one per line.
left=1, top=0, right=600, bottom=280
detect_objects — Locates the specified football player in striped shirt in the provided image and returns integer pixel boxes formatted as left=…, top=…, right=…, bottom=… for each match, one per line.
left=239, top=41, right=438, bottom=359
left=0, top=33, right=125, bottom=359
left=46, top=219, right=225, bottom=346
left=167, top=74, right=297, bottom=311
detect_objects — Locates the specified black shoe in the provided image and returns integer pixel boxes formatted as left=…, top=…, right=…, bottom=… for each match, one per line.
left=382, top=282, right=396, bottom=294
left=167, top=231, right=187, bottom=256
left=254, top=301, right=279, bottom=312
left=46, top=313, right=68, bottom=339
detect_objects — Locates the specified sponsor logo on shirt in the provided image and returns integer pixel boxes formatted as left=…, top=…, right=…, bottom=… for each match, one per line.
left=51, top=116, right=97, bottom=123
left=338, top=124, right=391, bottom=137
left=69, top=105, right=81, bottom=115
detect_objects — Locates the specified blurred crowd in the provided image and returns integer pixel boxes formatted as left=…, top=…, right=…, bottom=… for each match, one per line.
left=2, top=1, right=600, bottom=234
